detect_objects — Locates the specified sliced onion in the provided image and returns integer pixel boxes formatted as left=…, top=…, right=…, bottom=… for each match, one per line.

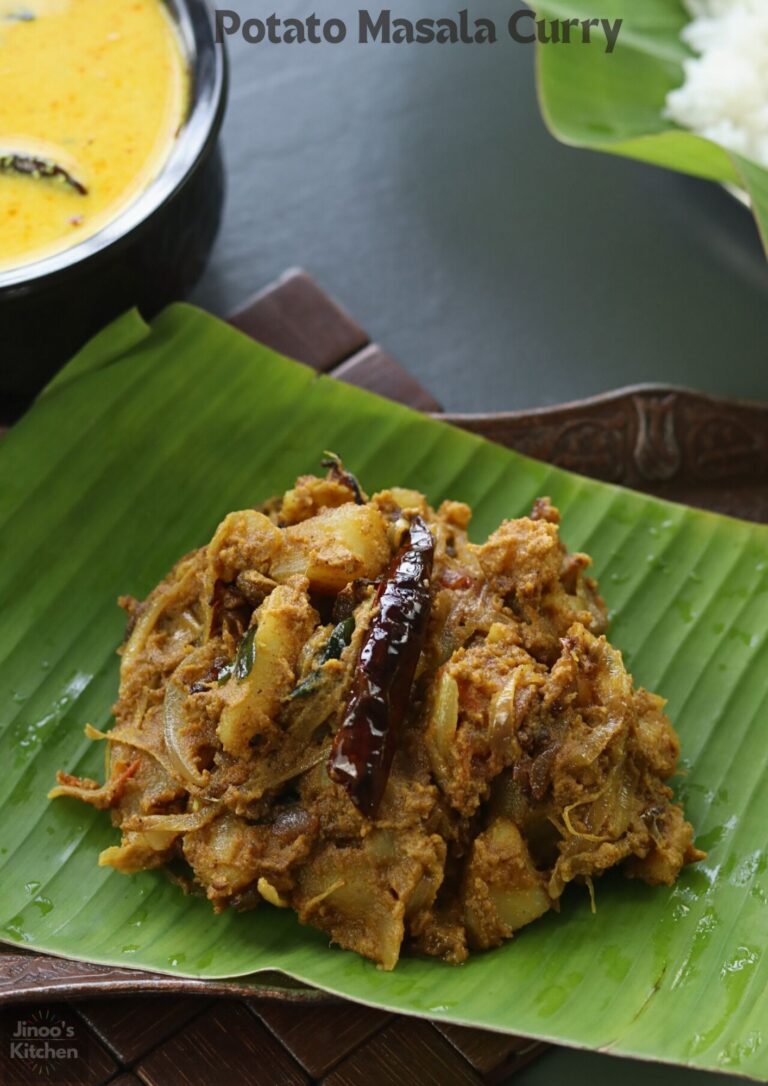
left=121, top=807, right=218, bottom=834
left=120, top=560, right=199, bottom=675
left=138, top=829, right=180, bottom=852
left=163, top=680, right=207, bottom=788
left=565, top=715, right=624, bottom=768
left=238, top=742, right=330, bottom=805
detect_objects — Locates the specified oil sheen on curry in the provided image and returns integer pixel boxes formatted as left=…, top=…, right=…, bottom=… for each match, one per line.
left=0, top=0, right=187, bottom=272
left=52, top=459, right=704, bottom=970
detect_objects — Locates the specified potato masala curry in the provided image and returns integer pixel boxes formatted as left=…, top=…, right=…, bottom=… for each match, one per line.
left=52, top=460, right=703, bottom=969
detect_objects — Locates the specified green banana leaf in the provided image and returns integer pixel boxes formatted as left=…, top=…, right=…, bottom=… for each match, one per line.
left=1, top=305, right=767, bottom=1080
left=535, top=0, right=768, bottom=255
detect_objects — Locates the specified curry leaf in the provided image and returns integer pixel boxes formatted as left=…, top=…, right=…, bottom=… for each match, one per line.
left=233, top=626, right=257, bottom=682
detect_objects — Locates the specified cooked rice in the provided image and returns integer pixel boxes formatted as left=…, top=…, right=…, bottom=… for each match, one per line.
left=665, top=0, right=768, bottom=169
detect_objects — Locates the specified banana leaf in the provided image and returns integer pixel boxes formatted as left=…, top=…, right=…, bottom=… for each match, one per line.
left=1, top=304, right=767, bottom=1080
left=535, top=0, right=768, bottom=255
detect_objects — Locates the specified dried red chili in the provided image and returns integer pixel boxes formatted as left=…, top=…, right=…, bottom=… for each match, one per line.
left=328, top=515, right=434, bottom=816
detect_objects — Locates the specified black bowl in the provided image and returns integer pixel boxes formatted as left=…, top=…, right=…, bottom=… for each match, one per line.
left=0, top=0, right=228, bottom=415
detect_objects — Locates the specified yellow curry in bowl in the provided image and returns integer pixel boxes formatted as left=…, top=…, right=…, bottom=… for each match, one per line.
left=0, top=0, right=188, bottom=272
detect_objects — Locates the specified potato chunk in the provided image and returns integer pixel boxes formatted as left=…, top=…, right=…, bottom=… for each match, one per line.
left=217, top=580, right=317, bottom=757
left=463, top=818, right=551, bottom=949
left=270, top=503, right=390, bottom=593
left=293, top=829, right=445, bottom=970
left=207, top=510, right=282, bottom=583
left=280, top=475, right=358, bottom=525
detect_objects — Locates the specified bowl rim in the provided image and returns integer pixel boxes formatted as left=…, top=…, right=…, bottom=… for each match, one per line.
left=0, top=0, right=228, bottom=294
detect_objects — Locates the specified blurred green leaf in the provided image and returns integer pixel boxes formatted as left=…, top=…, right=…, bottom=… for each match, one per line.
left=536, top=0, right=768, bottom=254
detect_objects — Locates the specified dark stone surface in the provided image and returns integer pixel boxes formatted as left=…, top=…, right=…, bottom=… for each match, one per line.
left=191, top=0, right=768, bottom=412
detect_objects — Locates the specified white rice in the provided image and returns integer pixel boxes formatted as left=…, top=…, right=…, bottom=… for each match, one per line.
left=665, top=0, right=768, bottom=168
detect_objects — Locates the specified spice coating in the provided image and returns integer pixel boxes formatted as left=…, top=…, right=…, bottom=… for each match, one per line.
left=51, top=461, right=704, bottom=970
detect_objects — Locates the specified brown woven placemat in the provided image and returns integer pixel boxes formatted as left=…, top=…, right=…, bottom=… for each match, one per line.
left=0, top=996, right=547, bottom=1084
